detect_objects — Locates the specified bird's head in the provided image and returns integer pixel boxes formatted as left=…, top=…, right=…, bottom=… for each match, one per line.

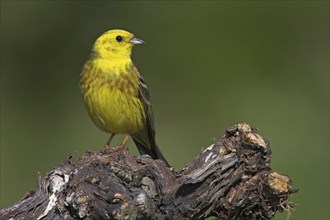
left=92, top=29, right=144, bottom=59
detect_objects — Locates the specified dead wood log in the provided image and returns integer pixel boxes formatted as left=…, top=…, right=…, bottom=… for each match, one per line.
left=0, top=123, right=297, bottom=220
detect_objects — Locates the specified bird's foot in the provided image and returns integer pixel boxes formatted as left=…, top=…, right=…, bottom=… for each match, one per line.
left=119, top=135, right=130, bottom=147
left=102, top=144, right=110, bottom=149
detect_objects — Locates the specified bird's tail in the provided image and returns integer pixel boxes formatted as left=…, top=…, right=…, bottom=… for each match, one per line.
left=132, top=139, right=170, bottom=167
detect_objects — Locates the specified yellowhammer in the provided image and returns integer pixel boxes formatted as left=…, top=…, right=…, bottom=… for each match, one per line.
left=80, top=29, right=169, bottom=166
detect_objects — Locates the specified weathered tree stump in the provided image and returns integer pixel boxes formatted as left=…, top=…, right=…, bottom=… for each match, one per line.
left=0, top=123, right=297, bottom=219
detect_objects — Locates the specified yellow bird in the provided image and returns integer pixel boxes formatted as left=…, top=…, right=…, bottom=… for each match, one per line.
left=80, top=29, right=169, bottom=166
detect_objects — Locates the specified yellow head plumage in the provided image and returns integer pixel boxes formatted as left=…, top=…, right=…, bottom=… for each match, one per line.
left=92, top=29, right=144, bottom=59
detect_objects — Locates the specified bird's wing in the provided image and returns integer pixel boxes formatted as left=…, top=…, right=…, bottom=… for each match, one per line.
left=136, top=69, right=156, bottom=143
left=132, top=68, right=169, bottom=165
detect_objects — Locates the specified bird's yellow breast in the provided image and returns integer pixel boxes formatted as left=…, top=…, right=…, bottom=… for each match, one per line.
left=80, top=58, right=145, bottom=134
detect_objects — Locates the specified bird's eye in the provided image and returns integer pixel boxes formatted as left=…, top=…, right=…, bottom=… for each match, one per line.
left=116, top=36, right=123, bottom=42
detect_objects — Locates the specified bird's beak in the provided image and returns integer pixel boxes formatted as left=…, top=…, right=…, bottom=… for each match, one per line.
left=129, top=37, right=145, bottom=45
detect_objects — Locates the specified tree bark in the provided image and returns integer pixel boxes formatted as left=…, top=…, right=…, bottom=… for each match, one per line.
left=0, top=123, right=297, bottom=220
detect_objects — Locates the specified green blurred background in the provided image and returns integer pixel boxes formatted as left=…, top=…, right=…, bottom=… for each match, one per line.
left=1, top=1, right=329, bottom=219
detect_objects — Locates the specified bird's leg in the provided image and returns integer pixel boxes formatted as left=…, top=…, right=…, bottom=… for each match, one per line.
left=120, top=135, right=130, bottom=147
left=104, top=133, right=115, bottom=148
